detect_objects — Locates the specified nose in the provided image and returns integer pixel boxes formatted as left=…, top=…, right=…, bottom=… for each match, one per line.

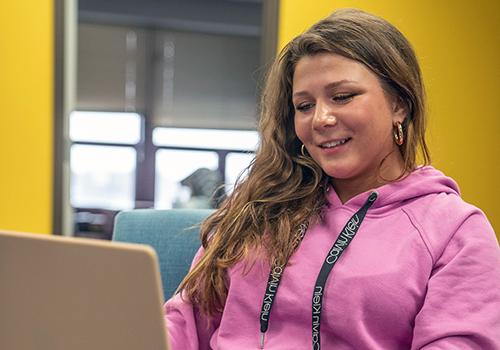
left=312, top=101, right=337, bottom=130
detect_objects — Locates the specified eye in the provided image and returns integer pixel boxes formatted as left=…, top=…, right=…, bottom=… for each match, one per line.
left=332, top=93, right=356, bottom=104
left=295, top=102, right=315, bottom=112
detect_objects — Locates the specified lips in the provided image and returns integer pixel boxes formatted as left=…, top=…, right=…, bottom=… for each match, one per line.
left=319, top=137, right=351, bottom=148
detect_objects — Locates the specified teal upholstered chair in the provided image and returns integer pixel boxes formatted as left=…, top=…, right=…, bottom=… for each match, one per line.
left=112, top=209, right=213, bottom=301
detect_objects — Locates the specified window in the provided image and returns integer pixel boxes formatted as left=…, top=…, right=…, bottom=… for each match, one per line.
left=153, top=128, right=258, bottom=150
left=69, top=111, right=141, bottom=211
left=69, top=116, right=258, bottom=237
left=153, top=127, right=259, bottom=208
left=225, top=152, right=254, bottom=193
left=70, top=111, right=141, bottom=144
left=155, top=149, right=219, bottom=209
left=71, top=145, right=137, bottom=209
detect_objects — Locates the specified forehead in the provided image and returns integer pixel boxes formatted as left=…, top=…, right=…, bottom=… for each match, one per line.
left=292, top=53, right=382, bottom=93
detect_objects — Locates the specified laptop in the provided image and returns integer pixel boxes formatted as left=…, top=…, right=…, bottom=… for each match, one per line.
left=0, top=230, right=170, bottom=350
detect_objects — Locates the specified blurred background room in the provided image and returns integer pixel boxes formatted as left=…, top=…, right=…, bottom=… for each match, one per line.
left=1, top=0, right=499, bottom=241
left=69, top=0, right=269, bottom=238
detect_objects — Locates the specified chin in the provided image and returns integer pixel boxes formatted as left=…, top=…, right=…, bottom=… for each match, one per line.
left=322, top=166, right=359, bottom=180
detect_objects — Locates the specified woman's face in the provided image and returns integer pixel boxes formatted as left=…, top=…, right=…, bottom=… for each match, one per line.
left=293, top=53, right=406, bottom=188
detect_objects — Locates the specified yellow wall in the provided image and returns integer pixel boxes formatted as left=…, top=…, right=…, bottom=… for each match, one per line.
left=279, top=0, right=500, bottom=236
left=0, top=1, right=54, bottom=234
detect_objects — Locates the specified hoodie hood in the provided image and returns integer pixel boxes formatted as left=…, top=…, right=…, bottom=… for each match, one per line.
left=327, top=166, right=461, bottom=214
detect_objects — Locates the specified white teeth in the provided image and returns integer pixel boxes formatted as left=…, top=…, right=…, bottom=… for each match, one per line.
left=321, top=138, right=349, bottom=148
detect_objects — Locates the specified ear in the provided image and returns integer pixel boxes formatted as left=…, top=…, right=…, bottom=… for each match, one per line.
left=391, top=96, right=408, bottom=124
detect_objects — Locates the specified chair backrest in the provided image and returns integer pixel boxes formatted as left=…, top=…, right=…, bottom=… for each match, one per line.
left=113, top=209, right=213, bottom=300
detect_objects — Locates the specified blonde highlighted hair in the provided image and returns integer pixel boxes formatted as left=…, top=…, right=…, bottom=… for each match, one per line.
left=176, top=8, right=430, bottom=316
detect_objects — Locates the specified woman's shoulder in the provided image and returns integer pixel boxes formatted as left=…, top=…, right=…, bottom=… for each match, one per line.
left=400, top=165, right=486, bottom=226
left=402, top=188, right=496, bottom=263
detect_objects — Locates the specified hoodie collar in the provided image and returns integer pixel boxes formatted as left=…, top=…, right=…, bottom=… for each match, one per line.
left=326, top=166, right=460, bottom=213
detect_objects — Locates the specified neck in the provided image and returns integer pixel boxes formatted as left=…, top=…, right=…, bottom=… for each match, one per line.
left=332, top=151, right=406, bottom=204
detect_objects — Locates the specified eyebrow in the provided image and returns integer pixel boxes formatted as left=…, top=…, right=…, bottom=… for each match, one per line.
left=292, top=79, right=357, bottom=99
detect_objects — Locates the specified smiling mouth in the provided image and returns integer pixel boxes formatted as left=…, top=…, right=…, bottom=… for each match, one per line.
left=320, top=137, right=351, bottom=148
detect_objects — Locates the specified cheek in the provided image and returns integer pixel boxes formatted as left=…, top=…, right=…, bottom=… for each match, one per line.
left=355, top=114, right=392, bottom=142
left=293, top=117, right=308, bottom=143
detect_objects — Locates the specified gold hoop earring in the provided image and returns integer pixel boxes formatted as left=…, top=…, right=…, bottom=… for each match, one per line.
left=301, top=144, right=308, bottom=157
left=393, top=121, right=404, bottom=146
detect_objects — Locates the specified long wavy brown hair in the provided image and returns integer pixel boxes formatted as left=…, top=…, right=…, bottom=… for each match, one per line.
left=176, top=8, right=430, bottom=317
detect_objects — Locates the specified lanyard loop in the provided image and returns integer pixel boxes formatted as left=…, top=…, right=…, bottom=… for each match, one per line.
left=258, top=192, right=378, bottom=349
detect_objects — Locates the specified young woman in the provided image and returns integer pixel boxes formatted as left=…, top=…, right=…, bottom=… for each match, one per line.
left=165, top=9, right=500, bottom=349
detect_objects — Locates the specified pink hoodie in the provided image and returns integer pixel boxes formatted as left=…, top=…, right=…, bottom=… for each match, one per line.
left=164, top=166, right=500, bottom=349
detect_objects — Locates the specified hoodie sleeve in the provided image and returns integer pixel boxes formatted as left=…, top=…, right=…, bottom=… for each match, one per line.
left=163, top=247, right=222, bottom=350
left=411, top=211, right=500, bottom=350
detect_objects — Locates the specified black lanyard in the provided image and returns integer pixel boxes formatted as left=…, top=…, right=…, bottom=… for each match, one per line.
left=312, top=191, right=377, bottom=349
left=258, top=192, right=378, bottom=349
left=259, top=221, right=309, bottom=348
